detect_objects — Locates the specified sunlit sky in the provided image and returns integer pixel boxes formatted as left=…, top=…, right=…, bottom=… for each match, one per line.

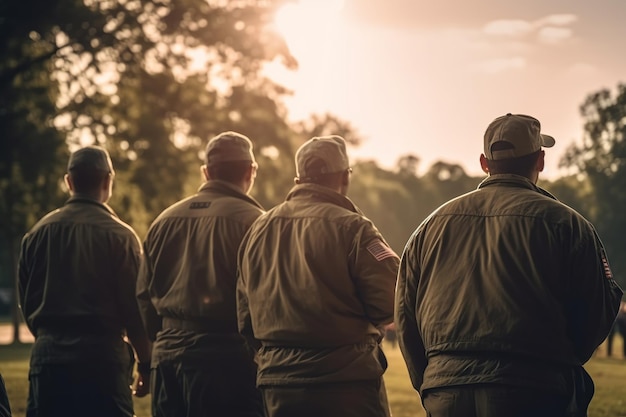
left=265, top=0, right=626, bottom=179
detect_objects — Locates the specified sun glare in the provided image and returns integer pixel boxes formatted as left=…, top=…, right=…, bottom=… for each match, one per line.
left=274, top=0, right=346, bottom=56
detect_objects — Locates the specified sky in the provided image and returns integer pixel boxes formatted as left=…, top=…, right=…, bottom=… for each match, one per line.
left=264, top=0, right=626, bottom=179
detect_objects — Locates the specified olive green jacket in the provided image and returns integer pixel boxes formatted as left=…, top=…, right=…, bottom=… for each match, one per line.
left=18, top=195, right=146, bottom=365
left=395, top=174, right=623, bottom=395
left=137, top=180, right=264, bottom=345
left=237, top=183, right=399, bottom=385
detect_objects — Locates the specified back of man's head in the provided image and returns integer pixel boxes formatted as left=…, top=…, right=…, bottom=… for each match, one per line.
left=67, top=145, right=114, bottom=194
left=294, top=136, right=350, bottom=188
left=483, top=113, right=555, bottom=177
left=204, top=131, right=256, bottom=183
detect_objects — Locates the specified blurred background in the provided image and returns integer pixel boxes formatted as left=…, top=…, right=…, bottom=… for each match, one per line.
left=2, top=0, right=626, bottom=342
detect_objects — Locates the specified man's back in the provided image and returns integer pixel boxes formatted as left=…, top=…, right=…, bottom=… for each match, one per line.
left=19, top=196, right=142, bottom=363
left=402, top=175, right=620, bottom=389
left=140, top=180, right=263, bottom=334
left=18, top=145, right=151, bottom=417
left=237, top=136, right=398, bottom=417
left=240, top=183, right=393, bottom=349
left=137, top=131, right=265, bottom=417
left=396, top=113, right=623, bottom=417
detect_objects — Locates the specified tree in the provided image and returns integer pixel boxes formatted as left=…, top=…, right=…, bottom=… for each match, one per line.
left=0, top=3, right=79, bottom=342
left=48, top=0, right=297, bottom=232
left=560, top=83, right=626, bottom=288
left=1, top=0, right=298, bottom=342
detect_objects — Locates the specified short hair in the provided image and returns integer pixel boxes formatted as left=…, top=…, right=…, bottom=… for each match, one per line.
left=68, top=167, right=110, bottom=193
left=486, top=141, right=541, bottom=176
left=207, top=160, right=254, bottom=183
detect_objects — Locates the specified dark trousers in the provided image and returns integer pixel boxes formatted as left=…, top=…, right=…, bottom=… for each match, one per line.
left=261, top=378, right=390, bottom=417
left=422, top=384, right=571, bottom=417
left=151, top=354, right=263, bottom=417
left=26, top=362, right=134, bottom=417
left=0, top=374, right=11, bottom=417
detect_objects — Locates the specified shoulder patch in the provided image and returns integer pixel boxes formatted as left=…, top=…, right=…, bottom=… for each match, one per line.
left=190, top=202, right=211, bottom=210
left=366, top=239, right=397, bottom=262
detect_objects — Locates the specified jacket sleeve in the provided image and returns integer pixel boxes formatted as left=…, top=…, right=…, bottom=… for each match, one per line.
left=136, top=239, right=162, bottom=342
left=115, top=232, right=152, bottom=364
left=351, top=222, right=399, bottom=327
left=394, top=233, right=428, bottom=394
left=236, top=231, right=260, bottom=352
left=17, top=233, right=34, bottom=335
left=565, top=224, right=623, bottom=363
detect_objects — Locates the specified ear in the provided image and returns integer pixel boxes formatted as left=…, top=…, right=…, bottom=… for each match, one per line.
left=102, top=172, right=113, bottom=192
left=64, top=174, right=74, bottom=192
left=248, top=163, right=257, bottom=181
left=201, top=165, right=210, bottom=181
left=536, top=150, right=545, bottom=172
left=479, top=154, right=490, bottom=174
left=342, top=169, right=350, bottom=186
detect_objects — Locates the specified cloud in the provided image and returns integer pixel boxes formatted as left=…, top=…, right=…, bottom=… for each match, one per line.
left=483, top=19, right=533, bottom=36
left=538, top=27, right=573, bottom=44
left=537, top=14, right=578, bottom=26
left=473, top=57, right=526, bottom=74
left=483, top=14, right=578, bottom=45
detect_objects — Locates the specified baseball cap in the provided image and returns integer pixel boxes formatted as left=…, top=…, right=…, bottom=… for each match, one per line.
left=484, top=113, right=555, bottom=160
left=205, top=131, right=255, bottom=166
left=295, top=135, right=350, bottom=180
left=67, top=145, right=114, bottom=173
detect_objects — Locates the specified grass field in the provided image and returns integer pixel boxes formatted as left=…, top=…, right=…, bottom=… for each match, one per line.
left=1, top=340, right=625, bottom=417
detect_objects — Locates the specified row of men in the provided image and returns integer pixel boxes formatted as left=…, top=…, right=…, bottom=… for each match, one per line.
left=12, top=113, right=623, bottom=417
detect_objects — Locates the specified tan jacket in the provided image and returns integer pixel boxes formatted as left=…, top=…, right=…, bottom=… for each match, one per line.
left=237, top=183, right=399, bottom=385
left=395, top=174, right=623, bottom=394
left=137, top=180, right=264, bottom=342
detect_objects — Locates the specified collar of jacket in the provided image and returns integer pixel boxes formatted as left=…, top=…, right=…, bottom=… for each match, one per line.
left=478, top=174, right=558, bottom=201
left=286, top=183, right=362, bottom=214
left=65, top=194, right=118, bottom=216
left=198, top=180, right=264, bottom=210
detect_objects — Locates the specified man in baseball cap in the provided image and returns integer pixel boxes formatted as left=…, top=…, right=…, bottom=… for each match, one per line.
left=18, top=144, right=152, bottom=416
left=395, top=113, right=622, bottom=417
left=137, top=131, right=265, bottom=416
left=238, top=134, right=398, bottom=417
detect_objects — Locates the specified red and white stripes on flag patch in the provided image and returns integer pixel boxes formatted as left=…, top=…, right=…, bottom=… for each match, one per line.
left=366, top=239, right=397, bottom=262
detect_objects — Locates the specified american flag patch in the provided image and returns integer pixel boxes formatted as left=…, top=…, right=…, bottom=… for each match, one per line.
left=601, top=249, right=613, bottom=280
left=366, top=239, right=397, bottom=262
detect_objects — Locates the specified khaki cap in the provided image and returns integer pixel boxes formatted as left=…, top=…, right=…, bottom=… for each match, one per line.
left=67, top=146, right=114, bottom=173
left=484, top=113, right=555, bottom=160
left=205, top=131, right=255, bottom=166
left=295, top=135, right=350, bottom=180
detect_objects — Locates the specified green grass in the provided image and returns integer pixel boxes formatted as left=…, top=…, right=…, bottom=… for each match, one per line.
left=1, top=340, right=625, bottom=417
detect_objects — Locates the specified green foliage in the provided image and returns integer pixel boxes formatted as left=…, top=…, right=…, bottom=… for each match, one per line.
left=0, top=3, right=71, bottom=287
left=349, top=159, right=482, bottom=254
left=2, top=0, right=298, bottom=241
left=560, top=83, right=626, bottom=289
